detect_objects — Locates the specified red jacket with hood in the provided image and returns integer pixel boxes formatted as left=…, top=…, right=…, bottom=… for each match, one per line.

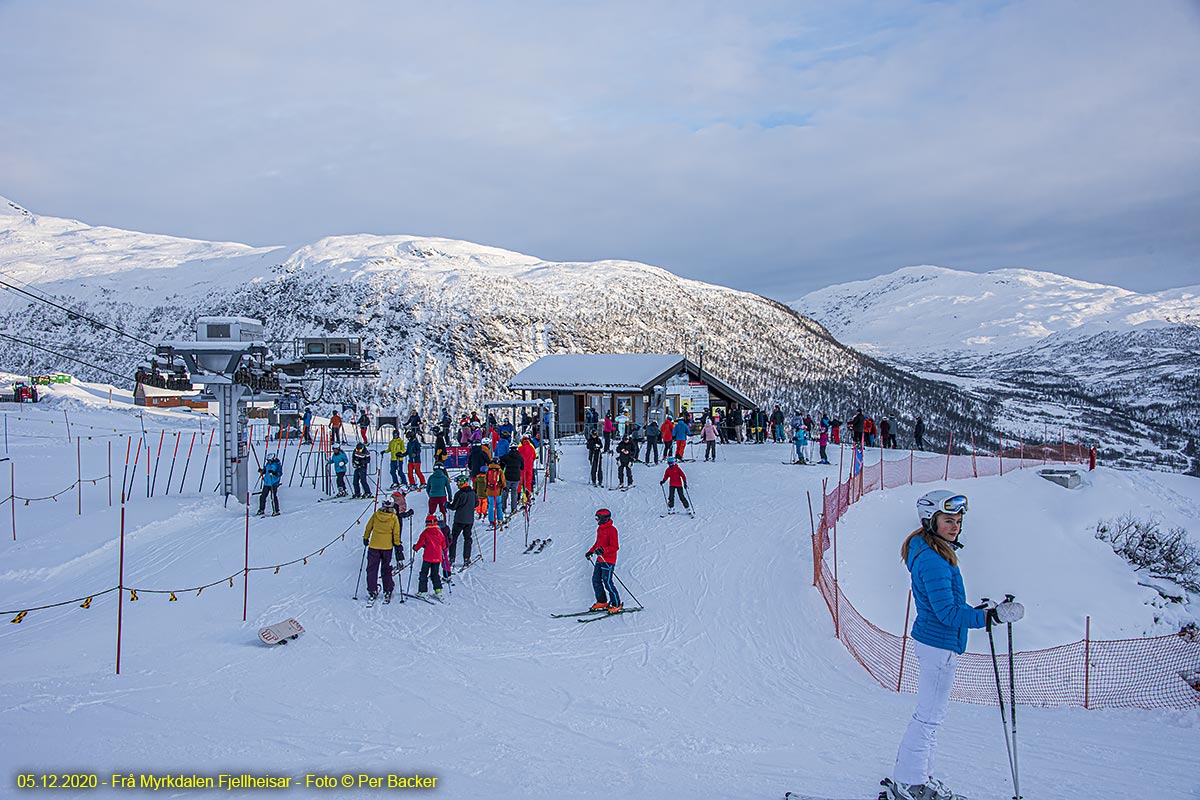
left=588, top=521, right=619, bottom=565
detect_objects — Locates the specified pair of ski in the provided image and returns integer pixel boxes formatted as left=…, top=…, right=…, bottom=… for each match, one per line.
left=523, top=538, right=552, bottom=554
left=608, top=484, right=635, bottom=492
left=659, top=509, right=695, bottom=518
left=550, top=606, right=643, bottom=623
left=782, top=778, right=961, bottom=800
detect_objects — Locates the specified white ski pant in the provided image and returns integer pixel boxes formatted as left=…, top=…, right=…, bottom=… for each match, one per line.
left=893, top=640, right=957, bottom=786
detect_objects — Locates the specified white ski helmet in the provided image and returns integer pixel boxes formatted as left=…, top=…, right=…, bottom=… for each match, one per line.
left=917, top=490, right=968, bottom=529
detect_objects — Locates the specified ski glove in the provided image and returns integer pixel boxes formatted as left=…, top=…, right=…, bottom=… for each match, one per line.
left=362, top=537, right=370, bottom=547
left=394, top=546, right=404, bottom=563
left=990, top=601, right=1025, bottom=625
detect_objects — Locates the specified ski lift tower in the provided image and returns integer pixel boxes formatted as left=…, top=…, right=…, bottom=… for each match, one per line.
left=158, top=317, right=277, bottom=505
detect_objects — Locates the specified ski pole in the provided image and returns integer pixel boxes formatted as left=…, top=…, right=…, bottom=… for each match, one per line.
left=406, top=518, right=416, bottom=595
left=1006, top=593, right=1021, bottom=800
left=352, top=543, right=368, bottom=600
left=660, top=481, right=669, bottom=508
left=984, top=599, right=1018, bottom=797
left=683, top=485, right=695, bottom=513
left=610, top=566, right=643, bottom=609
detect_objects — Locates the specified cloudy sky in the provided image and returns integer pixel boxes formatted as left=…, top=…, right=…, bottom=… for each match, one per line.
left=2, top=0, right=1197, bottom=299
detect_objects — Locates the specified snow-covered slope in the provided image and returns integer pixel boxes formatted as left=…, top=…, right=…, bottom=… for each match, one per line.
left=1, top=392, right=1197, bottom=799
left=792, top=266, right=1200, bottom=472
left=0, top=196, right=997, bottom=454
left=792, top=265, right=1200, bottom=359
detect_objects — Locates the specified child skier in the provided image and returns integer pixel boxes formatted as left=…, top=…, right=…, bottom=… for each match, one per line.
left=327, top=446, right=348, bottom=497
left=659, top=457, right=691, bottom=513
left=256, top=452, right=283, bottom=516
left=585, top=508, right=622, bottom=613
left=412, top=514, right=447, bottom=599
left=792, top=425, right=809, bottom=464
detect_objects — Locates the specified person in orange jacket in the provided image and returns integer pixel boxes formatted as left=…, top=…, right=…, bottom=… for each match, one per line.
left=329, top=410, right=343, bottom=445
left=485, top=459, right=506, bottom=525
left=585, top=508, right=622, bottom=613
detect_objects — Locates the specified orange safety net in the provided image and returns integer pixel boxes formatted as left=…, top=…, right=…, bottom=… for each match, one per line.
left=812, top=444, right=1200, bottom=710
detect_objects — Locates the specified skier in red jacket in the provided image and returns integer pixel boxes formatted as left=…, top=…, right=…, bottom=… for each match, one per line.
left=585, top=508, right=622, bottom=613
left=660, top=457, right=691, bottom=514
left=412, top=515, right=447, bottom=599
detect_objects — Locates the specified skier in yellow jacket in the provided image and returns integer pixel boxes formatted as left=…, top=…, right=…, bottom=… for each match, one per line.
left=363, top=499, right=402, bottom=603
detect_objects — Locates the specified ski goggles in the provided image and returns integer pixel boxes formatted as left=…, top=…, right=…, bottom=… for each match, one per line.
left=937, top=495, right=969, bottom=515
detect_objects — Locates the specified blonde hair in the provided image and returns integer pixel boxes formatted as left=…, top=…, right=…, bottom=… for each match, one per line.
left=900, top=522, right=959, bottom=568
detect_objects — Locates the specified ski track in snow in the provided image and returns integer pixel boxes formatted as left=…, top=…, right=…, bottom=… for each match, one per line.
left=0, top=399, right=1198, bottom=799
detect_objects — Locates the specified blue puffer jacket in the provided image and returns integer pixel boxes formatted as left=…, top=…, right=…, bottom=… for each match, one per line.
left=673, top=420, right=690, bottom=440
left=906, top=534, right=987, bottom=653
left=262, top=458, right=282, bottom=487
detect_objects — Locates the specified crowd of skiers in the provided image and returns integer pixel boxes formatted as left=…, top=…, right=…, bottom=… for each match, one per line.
left=342, top=408, right=549, bottom=604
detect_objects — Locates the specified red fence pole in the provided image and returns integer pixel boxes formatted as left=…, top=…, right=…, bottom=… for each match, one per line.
left=77, top=438, right=82, bottom=515
left=970, top=433, right=977, bottom=478
left=150, top=429, right=165, bottom=497
left=909, top=449, right=913, bottom=485
left=177, top=432, right=197, bottom=494
left=243, top=491, right=250, bottom=622
left=897, top=590, right=913, bottom=692
left=10, top=463, right=14, bottom=541
left=116, top=505, right=126, bottom=675
left=108, top=439, right=112, bottom=507
left=1061, top=428, right=1067, bottom=464
left=1084, top=615, right=1091, bottom=709
left=999, top=435, right=1004, bottom=477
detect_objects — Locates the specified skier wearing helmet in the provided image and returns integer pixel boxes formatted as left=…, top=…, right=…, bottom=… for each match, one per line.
left=886, top=490, right=1023, bottom=800
left=446, top=473, right=477, bottom=572
left=362, top=498, right=401, bottom=604
left=584, top=508, right=621, bottom=613
left=256, top=452, right=283, bottom=517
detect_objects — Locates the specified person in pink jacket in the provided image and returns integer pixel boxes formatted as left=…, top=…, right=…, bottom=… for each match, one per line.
left=412, top=515, right=447, bottom=598
left=700, top=417, right=718, bottom=462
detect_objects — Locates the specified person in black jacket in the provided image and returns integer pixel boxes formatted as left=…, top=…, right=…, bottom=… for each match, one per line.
left=445, top=474, right=477, bottom=572
left=467, top=440, right=488, bottom=480
left=914, top=416, right=926, bottom=450
left=616, top=434, right=636, bottom=489
left=586, top=430, right=604, bottom=486
left=644, top=417, right=662, bottom=465
left=500, top=446, right=524, bottom=515
left=351, top=443, right=371, bottom=498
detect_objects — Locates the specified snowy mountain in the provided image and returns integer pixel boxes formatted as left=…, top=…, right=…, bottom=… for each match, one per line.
left=792, top=266, right=1200, bottom=472
left=0, top=195, right=997, bottom=452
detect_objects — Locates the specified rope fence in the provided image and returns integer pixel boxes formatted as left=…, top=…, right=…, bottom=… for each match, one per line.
left=811, top=440, right=1200, bottom=710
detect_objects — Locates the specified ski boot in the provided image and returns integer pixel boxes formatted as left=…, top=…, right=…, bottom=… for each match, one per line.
left=255, top=510, right=265, bottom=518
left=271, top=511, right=280, bottom=517
left=606, top=604, right=624, bottom=614
left=383, top=592, right=392, bottom=604
left=589, top=601, right=610, bottom=612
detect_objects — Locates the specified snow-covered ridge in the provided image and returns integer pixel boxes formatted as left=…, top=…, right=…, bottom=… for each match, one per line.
left=791, top=264, right=1200, bottom=358
left=791, top=265, right=1200, bottom=472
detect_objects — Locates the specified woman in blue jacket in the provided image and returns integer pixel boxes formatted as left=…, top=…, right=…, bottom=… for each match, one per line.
left=887, top=490, right=1021, bottom=800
